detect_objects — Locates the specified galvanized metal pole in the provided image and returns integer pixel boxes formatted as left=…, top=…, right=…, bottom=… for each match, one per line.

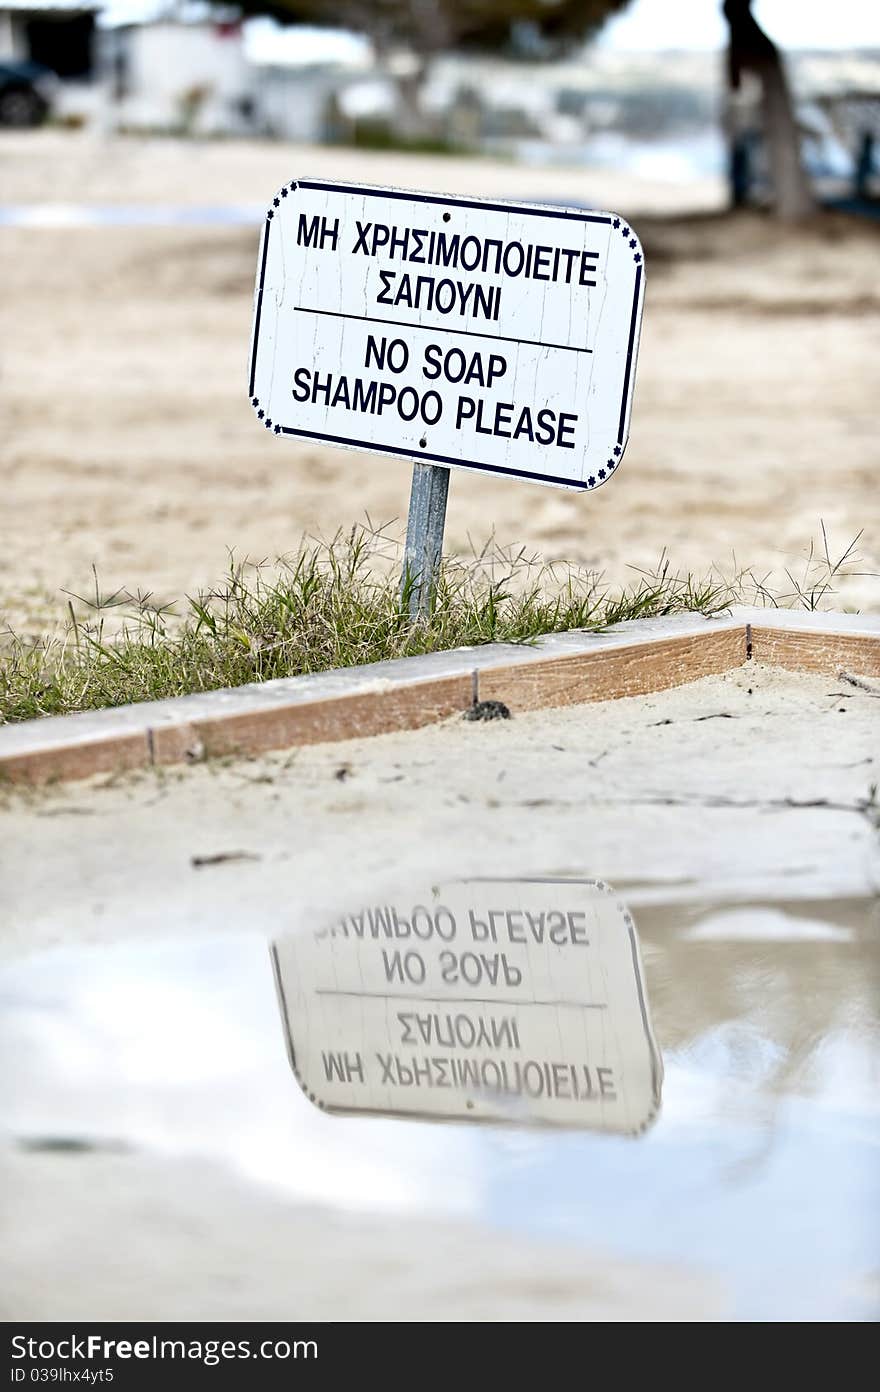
left=401, top=462, right=450, bottom=620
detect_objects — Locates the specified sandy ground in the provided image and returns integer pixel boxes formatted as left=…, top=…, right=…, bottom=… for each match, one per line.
left=3, top=662, right=877, bottom=954
left=1, top=662, right=878, bottom=1321
left=0, top=1148, right=722, bottom=1321
left=1, top=131, right=878, bottom=633
left=2, top=131, right=878, bottom=1321
left=0, top=130, right=729, bottom=211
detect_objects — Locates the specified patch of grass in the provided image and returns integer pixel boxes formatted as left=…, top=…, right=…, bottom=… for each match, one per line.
left=337, top=121, right=475, bottom=158
left=0, top=524, right=869, bottom=724
left=742, top=523, right=868, bottom=612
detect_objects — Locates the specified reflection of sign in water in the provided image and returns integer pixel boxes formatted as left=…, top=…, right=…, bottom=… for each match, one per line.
left=272, top=880, right=662, bottom=1135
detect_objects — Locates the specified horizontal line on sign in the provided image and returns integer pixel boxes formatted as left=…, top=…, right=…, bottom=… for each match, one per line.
left=296, top=179, right=614, bottom=224
left=294, top=306, right=593, bottom=355
left=315, top=989, right=607, bottom=1008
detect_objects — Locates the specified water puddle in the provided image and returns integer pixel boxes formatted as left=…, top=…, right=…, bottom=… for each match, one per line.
left=2, top=877, right=877, bottom=1320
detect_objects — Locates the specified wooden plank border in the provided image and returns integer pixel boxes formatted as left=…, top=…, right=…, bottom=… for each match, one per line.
left=747, top=626, right=880, bottom=677
left=1, top=609, right=877, bottom=786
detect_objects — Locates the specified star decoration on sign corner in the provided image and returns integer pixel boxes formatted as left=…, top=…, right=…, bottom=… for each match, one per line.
left=613, top=218, right=641, bottom=263
left=588, top=476, right=596, bottom=487
left=613, top=446, right=622, bottom=456
left=281, top=187, right=288, bottom=198
left=599, top=470, right=606, bottom=480
left=257, top=409, right=264, bottom=420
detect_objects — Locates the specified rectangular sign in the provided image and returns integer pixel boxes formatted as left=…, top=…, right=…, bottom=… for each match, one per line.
left=248, top=179, right=644, bottom=491
left=272, top=879, right=662, bottom=1134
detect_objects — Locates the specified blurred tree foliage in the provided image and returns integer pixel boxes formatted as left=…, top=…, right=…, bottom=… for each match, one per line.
left=235, top=1, right=631, bottom=61
left=242, top=0, right=815, bottom=220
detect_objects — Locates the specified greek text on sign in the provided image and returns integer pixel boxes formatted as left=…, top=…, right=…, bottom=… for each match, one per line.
left=248, top=180, right=645, bottom=491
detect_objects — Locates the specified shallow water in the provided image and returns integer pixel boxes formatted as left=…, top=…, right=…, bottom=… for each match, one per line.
left=2, top=877, right=877, bottom=1321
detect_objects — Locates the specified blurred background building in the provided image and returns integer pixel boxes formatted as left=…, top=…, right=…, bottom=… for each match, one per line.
left=0, top=0, right=877, bottom=209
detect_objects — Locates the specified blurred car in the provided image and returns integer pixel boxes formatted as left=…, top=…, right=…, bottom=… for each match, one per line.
left=0, top=61, right=57, bottom=128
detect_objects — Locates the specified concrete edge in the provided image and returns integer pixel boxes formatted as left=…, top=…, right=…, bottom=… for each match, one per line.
left=1, top=610, right=877, bottom=786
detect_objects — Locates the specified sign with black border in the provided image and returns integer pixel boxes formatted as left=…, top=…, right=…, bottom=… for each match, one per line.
left=272, top=878, right=663, bottom=1135
left=248, top=180, right=644, bottom=492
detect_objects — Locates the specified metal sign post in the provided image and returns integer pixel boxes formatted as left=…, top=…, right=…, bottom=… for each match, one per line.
left=401, top=462, right=450, bottom=620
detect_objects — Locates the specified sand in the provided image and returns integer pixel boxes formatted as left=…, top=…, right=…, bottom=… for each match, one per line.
left=2, top=130, right=878, bottom=1322
left=1, top=131, right=878, bottom=633
left=2, top=661, right=877, bottom=956
left=0, top=1147, right=723, bottom=1321
left=1, top=661, right=878, bottom=1321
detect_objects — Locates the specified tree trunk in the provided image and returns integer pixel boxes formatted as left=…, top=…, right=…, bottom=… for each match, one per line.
left=723, top=0, right=816, bottom=222
left=395, top=61, right=429, bottom=140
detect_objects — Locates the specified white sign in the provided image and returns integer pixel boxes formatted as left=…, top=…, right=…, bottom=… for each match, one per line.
left=272, top=879, right=663, bottom=1134
left=248, top=179, right=644, bottom=491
